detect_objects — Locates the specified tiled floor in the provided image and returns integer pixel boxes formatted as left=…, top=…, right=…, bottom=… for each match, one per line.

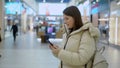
left=0, top=31, right=120, bottom=68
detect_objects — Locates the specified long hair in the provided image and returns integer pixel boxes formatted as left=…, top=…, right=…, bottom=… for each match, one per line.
left=63, top=6, right=83, bottom=31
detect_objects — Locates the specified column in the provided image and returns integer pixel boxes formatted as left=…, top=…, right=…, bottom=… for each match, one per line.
left=118, top=17, right=120, bottom=45
left=0, top=0, right=5, bottom=40
left=109, top=15, right=116, bottom=44
left=29, top=16, right=33, bottom=31
left=21, top=12, right=27, bottom=33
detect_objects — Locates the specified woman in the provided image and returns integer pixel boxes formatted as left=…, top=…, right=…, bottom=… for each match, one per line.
left=49, top=6, right=100, bottom=68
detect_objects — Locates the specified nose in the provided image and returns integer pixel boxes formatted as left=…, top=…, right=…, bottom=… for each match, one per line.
left=64, top=22, right=67, bottom=24
left=63, top=21, right=66, bottom=24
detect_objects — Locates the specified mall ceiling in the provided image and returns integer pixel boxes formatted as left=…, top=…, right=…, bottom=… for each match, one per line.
left=5, top=0, right=21, bottom=2
left=5, top=0, right=119, bottom=3
left=35, top=0, right=71, bottom=3
left=5, top=0, right=71, bottom=3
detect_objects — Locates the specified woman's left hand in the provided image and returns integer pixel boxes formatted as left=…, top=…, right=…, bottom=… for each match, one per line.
left=49, top=45, right=61, bottom=55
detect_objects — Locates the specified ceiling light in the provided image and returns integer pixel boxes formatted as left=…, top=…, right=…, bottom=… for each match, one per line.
left=61, top=0, right=64, bottom=3
left=104, top=14, right=108, bottom=17
left=111, top=11, right=117, bottom=15
left=98, top=18, right=114, bottom=21
left=93, top=2, right=96, bottom=4
left=9, top=0, right=11, bottom=2
left=117, top=1, right=120, bottom=5
left=43, top=0, right=46, bottom=3
left=4, top=6, right=7, bottom=8
left=98, top=18, right=109, bottom=21
left=96, top=0, right=99, bottom=2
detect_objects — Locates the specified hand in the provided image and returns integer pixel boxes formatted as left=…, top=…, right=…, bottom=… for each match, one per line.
left=49, top=45, right=61, bottom=55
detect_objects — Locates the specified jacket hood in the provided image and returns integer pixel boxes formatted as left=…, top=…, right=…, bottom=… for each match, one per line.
left=65, top=22, right=100, bottom=41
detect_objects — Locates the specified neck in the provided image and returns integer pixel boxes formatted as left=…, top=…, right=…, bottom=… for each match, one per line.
left=69, top=28, right=73, bottom=33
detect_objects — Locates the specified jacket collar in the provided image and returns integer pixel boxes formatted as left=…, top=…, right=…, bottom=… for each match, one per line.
left=68, top=22, right=100, bottom=39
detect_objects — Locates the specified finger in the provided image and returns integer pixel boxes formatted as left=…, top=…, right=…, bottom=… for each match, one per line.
left=49, top=45, right=52, bottom=49
left=49, top=45, right=53, bottom=49
left=53, top=45, right=59, bottom=49
left=49, top=45, right=55, bottom=50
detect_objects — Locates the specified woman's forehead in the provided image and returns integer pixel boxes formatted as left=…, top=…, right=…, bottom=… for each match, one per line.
left=63, top=14, right=71, bottom=18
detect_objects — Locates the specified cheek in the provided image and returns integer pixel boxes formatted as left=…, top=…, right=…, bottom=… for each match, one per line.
left=70, top=20, right=74, bottom=27
left=64, top=19, right=68, bottom=24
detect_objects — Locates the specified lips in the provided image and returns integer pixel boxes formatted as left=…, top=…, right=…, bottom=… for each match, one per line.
left=66, top=24, right=69, bottom=26
left=65, top=24, right=70, bottom=28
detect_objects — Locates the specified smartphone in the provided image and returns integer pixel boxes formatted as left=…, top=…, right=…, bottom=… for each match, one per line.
left=48, top=40, right=53, bottom=46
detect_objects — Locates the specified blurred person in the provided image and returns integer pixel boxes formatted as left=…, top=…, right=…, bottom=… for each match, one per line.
left=0, top=28, right=2, bottom=57
left=11, top=23, right=18, bottom=41
left=104, top=22, right=109, bottom=37
left=0, top=27, right=1, bottom=42
left=98, top=23, right=104, bottom=36
left=36, top=25, right=39, bottom=35
left=49, top=6, right=100, bottom=68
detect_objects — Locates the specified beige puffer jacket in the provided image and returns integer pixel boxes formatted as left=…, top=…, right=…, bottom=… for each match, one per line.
left=54, top=22, right=100, bottom=68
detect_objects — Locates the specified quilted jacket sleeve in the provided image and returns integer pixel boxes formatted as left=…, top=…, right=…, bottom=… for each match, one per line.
left=58, top=31, right=96, bottom=66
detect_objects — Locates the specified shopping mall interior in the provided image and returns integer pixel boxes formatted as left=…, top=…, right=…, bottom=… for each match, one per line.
left=0, top=0, right=120, bottom=68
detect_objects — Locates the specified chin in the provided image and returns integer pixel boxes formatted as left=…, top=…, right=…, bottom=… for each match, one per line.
left=68, top=27, right=71, bottom=29
left=68, top=28, right=72, bottom=29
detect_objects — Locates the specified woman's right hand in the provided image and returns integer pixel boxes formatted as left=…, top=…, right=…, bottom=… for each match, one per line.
left=49, top=45, right=61, bottom=56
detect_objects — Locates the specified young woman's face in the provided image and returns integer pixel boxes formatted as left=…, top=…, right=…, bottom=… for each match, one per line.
left=63, top=14, right=74, bottom=29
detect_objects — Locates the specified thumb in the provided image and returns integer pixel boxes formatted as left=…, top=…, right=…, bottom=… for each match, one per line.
left=53, top=45, right=59, bottom=49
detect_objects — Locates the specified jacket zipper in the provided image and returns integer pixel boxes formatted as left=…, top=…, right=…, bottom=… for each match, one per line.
left=61, top=35, right=70, bottom=68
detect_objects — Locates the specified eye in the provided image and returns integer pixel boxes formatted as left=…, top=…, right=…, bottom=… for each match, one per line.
left=64, top=17, right=69, bottom=20
left=66, top=18, right=69, bottom=20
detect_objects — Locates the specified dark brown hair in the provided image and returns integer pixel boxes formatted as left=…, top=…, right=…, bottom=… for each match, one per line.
left=63, top=6, right=83, bottom=31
